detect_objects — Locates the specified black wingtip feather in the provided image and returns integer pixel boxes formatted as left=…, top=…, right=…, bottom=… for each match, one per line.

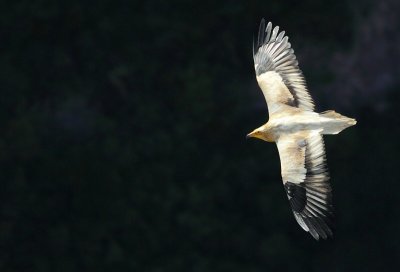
left=257, top=18, right=266, bottom=49
left=282, top=135, right=335, bottom=240
left=285, top=182, right=307, bottom=212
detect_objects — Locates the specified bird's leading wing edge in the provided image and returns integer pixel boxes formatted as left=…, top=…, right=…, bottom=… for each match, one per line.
left=276, top=131, right=333, bottom=240
left=254, top=19, right=315, bottom=114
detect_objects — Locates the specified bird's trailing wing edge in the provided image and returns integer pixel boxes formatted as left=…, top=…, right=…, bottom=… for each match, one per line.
left=254, top=19, right=315, bottom=114
left=276, top=131, right=333, bottom=240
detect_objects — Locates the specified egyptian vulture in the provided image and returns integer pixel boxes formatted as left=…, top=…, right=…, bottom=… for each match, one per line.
left=247, top=19, right=356, bottom=240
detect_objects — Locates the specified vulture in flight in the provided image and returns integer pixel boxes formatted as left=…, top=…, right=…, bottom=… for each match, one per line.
left=247, top=19, right=356, bottom=240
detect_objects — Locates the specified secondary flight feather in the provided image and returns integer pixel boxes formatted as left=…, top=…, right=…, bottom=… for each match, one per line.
left=247, top=19, right=356, bottom=240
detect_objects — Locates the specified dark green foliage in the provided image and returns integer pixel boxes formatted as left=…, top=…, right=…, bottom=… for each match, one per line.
left=0, top=0, right=399, bottom=271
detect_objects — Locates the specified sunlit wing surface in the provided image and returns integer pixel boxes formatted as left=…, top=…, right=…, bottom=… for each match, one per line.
left=253, top=19, right=315, bottom=114
left=249, top=19, right=356, bottom=240
left=276, top=131, right=333, bottom=240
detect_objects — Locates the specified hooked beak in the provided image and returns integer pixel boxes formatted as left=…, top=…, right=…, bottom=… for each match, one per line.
left=246, top=131, right=256, bottom=139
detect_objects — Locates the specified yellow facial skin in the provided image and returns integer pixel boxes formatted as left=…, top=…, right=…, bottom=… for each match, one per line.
left=246, top=129, right=274, bottom=142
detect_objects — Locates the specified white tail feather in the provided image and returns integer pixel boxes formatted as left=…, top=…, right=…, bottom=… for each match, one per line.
left=319, top=110, right=357, bottom=135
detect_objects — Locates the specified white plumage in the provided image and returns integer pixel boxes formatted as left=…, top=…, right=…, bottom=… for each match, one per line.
left=247, top=19, right=356, bottom=240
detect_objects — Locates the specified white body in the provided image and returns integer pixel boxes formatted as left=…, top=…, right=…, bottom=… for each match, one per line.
left=250, top=20, right=357, bottom=240
left=264, top=108, right=356, bottom=140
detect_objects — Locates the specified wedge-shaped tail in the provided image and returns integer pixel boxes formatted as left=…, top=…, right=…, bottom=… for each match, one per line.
left=319, top=110, right=357, bottom=135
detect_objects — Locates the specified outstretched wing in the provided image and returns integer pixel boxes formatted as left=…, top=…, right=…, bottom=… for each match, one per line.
left=253, top=19, right=314, bottom=114
left=276, top=131, right=333, bottom=240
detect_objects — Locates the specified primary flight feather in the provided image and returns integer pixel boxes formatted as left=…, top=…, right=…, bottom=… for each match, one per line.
left=247, top=19, right=356, bottom=240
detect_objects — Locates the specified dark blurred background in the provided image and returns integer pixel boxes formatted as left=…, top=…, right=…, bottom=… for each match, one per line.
left=1, top=0, right=400, bottom=271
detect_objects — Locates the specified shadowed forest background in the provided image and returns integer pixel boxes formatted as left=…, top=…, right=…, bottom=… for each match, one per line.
left=1, top=0, right=400, bottom=271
